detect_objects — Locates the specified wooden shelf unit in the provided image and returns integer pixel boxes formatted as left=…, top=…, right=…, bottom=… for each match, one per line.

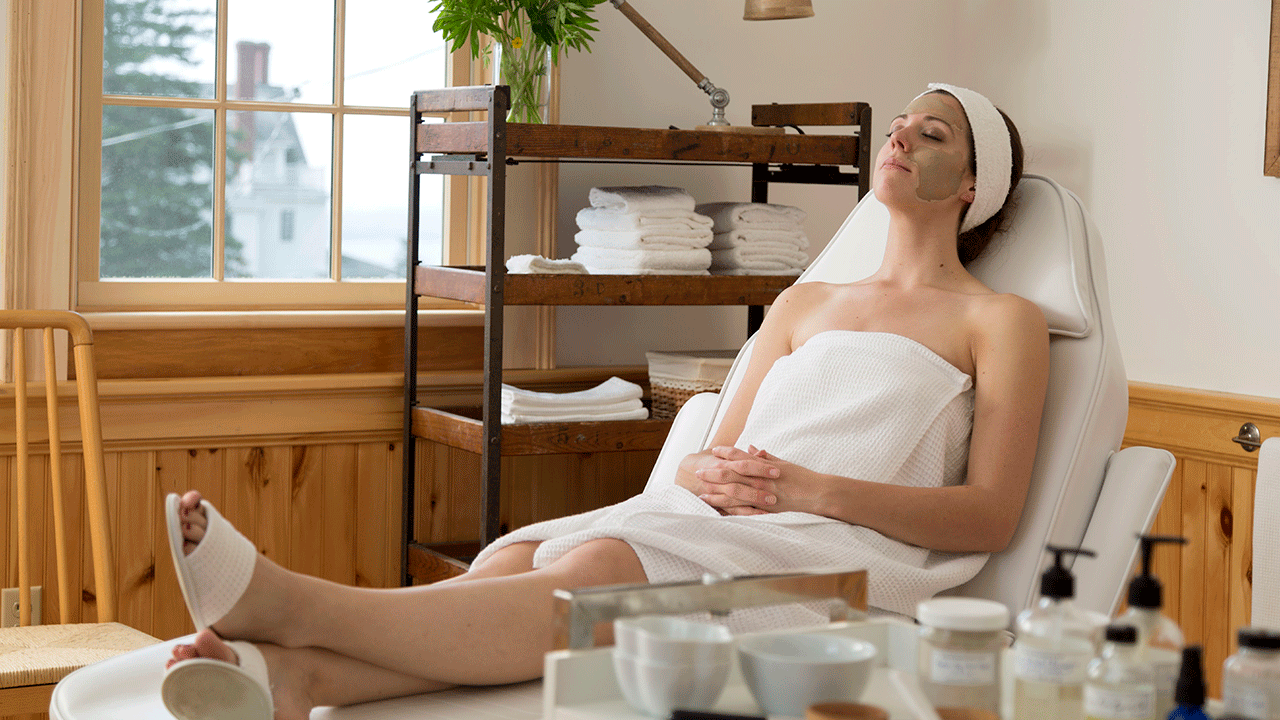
left=402, top=85, right=871, bottom=584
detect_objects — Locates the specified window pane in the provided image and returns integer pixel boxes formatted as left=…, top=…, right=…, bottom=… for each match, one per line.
left=341, top=115, right=404, bottom=279
left=227, top=0, right=335, bottom=105
left=226, top=111, right=333, bottom=279
left=104, top=0, right=217, bottom=99
left=100, top=105, right=215, bottom=278
left=344, top=0, right=447, bottom=107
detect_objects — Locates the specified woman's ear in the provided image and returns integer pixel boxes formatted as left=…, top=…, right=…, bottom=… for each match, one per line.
left=961, top=185, right=976, bottom=204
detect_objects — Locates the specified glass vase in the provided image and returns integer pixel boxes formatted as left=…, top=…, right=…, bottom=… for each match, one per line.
left=494, top=40, right=553, bottom=124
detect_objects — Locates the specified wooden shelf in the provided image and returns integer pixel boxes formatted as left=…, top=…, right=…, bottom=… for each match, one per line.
left=413, top=266, right=797, bottom=306
left=411, top=405, right=674, bottom=455
left=416, top=121, right=860, bottom=165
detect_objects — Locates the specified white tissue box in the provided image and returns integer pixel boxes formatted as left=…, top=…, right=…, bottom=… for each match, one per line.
left=645, top=349, right=738, bottom=419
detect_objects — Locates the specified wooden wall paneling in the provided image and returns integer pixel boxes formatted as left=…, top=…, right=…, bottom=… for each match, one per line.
left=153, top=449, right=193, bottom=639
left=1179, top=459, right=1207, bottom=655
left=114, top=451, right=156, bottom=635
left=61, top=454, right=85, bottom=625
left=188, top=449, right=226, bottom=527
left=25, top=456, right=49, bottom=623
left=1229, top=466, right=1254, bottom=642
left=289, top=446, right=327, bottom=578
left=414, top=440, right=434, bottom=544
left=2, top=457, right=10, bottom=589
left=223, top=447, right=261, bottom=552
left=1203, top=463, right=1233, bottom=698
left=1148, top=456, right=1183, bottom=621
left=322, top=444, right=358, bottom=586
left=447, top=447, right=482, bottom=542
left=384, top=441, right=403, bottom=587
left=354, top=441, right=392, bottom=588
left=537, top=452, right=572, bottom=524
left=257, top=447, right=294, bottom=568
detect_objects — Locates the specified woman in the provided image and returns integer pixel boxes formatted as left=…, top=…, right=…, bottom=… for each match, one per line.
left=161, top=84, right=1048, bottom=720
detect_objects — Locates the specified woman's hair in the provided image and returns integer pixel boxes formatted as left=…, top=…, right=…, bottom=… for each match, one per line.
left=956, top=107, right=1024, bottom=266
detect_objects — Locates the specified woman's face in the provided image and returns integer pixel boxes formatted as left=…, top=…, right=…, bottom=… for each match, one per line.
left=875, top=92, right=974, bottom=206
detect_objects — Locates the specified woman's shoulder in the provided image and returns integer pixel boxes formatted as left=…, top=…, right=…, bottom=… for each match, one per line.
left=967, top=291, right=1049, bottom=354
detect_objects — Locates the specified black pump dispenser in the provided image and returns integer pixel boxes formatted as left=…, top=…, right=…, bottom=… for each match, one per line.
left=1174, top=645, right=1208, bottom=708
left=1040, top=544, right=1096, bottom=599
left=1128, top=534, right=1189, bottom=609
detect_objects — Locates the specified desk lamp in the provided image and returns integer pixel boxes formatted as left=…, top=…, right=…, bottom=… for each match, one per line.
left=609, top=0, right=814, bottom=131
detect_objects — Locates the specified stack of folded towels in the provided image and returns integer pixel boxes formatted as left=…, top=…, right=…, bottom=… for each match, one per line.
left=570, top=186, right=714, bottom=275
left=695, top=201, right=810, bottom=275
left=501, top=376, right=649, bottom=424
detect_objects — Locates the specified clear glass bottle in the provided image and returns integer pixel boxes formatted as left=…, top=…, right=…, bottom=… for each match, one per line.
left=1116, top=535, right=1187, bottom=718
left=917, top=597, right=1010, bottom=715
left=1012, top=545, right=1099, bottom=720
left=1222, top=627, right=1280, bottom=720
left=1085, top=625, right=1155, bottom=720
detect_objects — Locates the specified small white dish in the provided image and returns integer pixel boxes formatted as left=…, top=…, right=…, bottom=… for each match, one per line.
left=613, top=615, right=733, bottom=665
left=737, top=632, right=878, bottom=718
left=611, top=649, right=731, bottom=718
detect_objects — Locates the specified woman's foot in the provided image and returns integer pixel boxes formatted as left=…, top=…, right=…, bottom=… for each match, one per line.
left=167, top=629, right=314, bottom=720
left=176, top=491, right=303, bottom=647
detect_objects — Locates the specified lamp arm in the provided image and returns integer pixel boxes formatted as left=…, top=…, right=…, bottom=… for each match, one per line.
left=609, top=0, right=731, bottom=125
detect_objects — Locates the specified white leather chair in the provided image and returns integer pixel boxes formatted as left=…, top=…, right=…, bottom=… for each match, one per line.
left=48, top=175, right=1175, bottom=718
left=1253, top=437, right=1280, bottom=629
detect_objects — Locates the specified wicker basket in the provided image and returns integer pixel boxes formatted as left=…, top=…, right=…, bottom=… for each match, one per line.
left=646, top=350, right=738, bottom=419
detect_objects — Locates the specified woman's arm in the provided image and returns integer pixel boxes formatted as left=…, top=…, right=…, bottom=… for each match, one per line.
left=704, top=294, right=1050, bottom=553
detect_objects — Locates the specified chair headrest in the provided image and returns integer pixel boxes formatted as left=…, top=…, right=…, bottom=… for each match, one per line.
left=799, top=174, right=1095, bottom=337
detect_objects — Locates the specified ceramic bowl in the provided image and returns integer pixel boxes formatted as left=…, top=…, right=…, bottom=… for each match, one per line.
left=613, top=616, right=733, bottom=666
left=737, top=633, right=877, bottom=718
left=611, top=648, right=731, bottom=718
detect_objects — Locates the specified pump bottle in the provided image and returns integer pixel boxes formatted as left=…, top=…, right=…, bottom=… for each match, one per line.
left=1012, top=545, right=1099, bottom=720
left=1086, top=625, right=1156, bottom=720
left=1116, top=534, right=1189, bottom=719
left=1166, top=645, right=1210, bottom=720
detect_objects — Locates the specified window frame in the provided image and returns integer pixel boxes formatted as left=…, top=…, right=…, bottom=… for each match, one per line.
left=73, top=0, right=485, bottom=314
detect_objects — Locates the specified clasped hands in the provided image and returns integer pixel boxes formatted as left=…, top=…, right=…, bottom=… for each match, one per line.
left=678, top=445, right=824, bottom=516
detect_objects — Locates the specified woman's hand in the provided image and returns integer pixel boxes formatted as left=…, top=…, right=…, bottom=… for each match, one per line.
left=676, top=446, right=779, bottom=515
left=731, top=446, right=829, bottom=516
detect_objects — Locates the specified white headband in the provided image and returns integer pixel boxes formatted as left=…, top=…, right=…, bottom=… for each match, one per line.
left=915, top=83, right=1012, bottom=233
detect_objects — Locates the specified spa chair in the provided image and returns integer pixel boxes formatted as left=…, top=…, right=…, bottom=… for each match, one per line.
left=48, top=175, right=1175, bottom=718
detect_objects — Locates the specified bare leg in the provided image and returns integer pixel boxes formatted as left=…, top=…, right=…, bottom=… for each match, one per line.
left=169, top=630, right=448, bottom=720
left=432, top=540, right=539, bottom=586
left=178, top=492, right=648, bottom=685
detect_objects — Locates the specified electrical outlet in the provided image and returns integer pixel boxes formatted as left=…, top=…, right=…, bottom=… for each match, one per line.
left=1, top=586, right=42, bottom=627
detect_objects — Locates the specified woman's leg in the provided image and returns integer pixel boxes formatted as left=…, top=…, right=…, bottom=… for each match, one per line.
left=170, top=630, right=450, bottom=720
left=178, top=492, right=647, bottom=685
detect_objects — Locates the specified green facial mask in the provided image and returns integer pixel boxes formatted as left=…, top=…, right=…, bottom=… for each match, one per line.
left=898, top=95, right=970, bottom=202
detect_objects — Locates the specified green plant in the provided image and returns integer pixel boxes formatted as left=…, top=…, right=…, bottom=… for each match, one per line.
left=430, top=0, right=606, bottom=66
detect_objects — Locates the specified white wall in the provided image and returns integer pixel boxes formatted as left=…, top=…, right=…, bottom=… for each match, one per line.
left=557, top=0, right=1280, bottom=401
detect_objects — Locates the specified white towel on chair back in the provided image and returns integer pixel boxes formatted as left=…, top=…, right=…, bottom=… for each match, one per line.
left=472, top=330, right=984, bottom=628
left=1255, top=438, right=1280, bottom=629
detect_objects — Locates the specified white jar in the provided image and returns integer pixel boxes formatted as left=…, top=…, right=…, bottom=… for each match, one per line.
left=917, top=597, right=1010, bottom=714
left=1223, top=627, right=1280, bottom=720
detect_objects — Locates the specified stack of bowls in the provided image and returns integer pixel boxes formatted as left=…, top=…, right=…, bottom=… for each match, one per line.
left=737, top=633, right=878, bottom=717
left=612, top=616, right=733, bottom=717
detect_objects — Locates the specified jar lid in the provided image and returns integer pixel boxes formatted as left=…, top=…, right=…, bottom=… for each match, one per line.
left=916, top=597, right=1009, bottom=631
left=1238, top=627, right=1280, bottom=650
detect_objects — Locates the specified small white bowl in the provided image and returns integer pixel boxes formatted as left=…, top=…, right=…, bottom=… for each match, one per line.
left=737, top=633, right=877, bottom=718
left=613, top=616, right=733, bottom=666
left=611, top=649, right=731, bottom=718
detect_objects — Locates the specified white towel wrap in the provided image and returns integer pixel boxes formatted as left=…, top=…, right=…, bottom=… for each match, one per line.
left=589, top=186, right=696, bottom=213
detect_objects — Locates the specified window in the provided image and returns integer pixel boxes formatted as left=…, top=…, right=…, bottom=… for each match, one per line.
left=77, top=0, right=474, bottom=310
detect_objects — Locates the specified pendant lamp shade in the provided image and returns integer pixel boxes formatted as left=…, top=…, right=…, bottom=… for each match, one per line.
left=744, top=0, right=815, bottom=21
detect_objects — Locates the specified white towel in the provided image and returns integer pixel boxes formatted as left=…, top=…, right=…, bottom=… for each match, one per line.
left=590, top=186, right=696, bottom=213
left=1255, top=438, right=1280, bottom=629
left=505, top=254, right=589, bottom=274
left=576, top=207, right=713, bottom=231
left=572, top=246, right=711, bottom=272
left=502, top=406, right=650, bottom=424
left=696, top=201, right=808, bottom=230
left=711, top=267, right=805, bottom=276
left=708, top=229, right=809, bottom=251
left=473, top=331, right=982, bottom=629
left=711, top=247, right=809, bottom=270
left=574, top=228, right=713, bottom=251
left=502, top=376, right=643, bottom=411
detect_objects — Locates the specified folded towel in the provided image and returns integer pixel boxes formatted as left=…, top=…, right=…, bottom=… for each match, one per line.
left=590, top=186, right=696, bottom=213
left=581, top=267, right=712, bottom=276
left=711, top=247, right=809, bottom=270
left=502, top=406, right=650, bottom=424
left=572, top=246, right=711, bottom=272
left=696, top=201, right=808, bottom=230
left=708, top=229, right=810, bottom=251
left=505, top=254, right=589, bottom=274
left=502, top=376, right=643, bottom=410
left=503, top=398, right=645, bottom=419
left=710, top=267, right=805, bottom=276
left=576, top=207, right=713, bottom=231
left=574, top=228, right=713, bottom=251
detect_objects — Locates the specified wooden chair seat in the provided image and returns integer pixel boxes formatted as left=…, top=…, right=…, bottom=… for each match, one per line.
left=0, top=623, right=159, bottom=689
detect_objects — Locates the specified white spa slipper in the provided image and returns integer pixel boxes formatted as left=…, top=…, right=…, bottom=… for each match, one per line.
left=161, top=640, right=274, bottom=720
left=165, top=492, right=259, bottom=631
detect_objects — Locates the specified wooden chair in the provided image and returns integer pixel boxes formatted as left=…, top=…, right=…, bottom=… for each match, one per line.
left=0, top=311, right=157, bottom=717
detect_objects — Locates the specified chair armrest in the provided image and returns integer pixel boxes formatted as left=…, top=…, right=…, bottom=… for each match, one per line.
left=1075, top=446, right=1176, bottom=616
left=644, top=392, right=720, bottom=493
